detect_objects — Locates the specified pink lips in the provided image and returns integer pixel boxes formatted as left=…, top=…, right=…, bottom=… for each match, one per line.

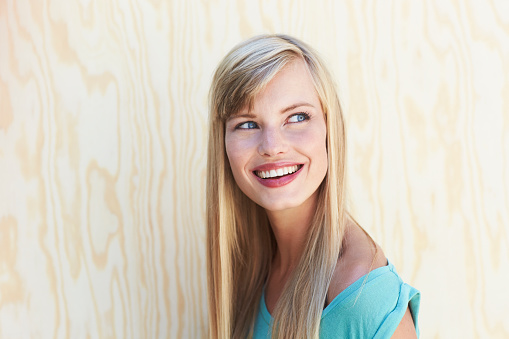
left=252, top=163, right=303, bottom=188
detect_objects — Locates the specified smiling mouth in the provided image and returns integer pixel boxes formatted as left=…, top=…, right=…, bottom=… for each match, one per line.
left=254, top=165, right=303, bottom=179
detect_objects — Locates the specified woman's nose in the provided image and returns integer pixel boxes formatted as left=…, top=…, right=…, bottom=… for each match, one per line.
left=258, top=127, right=288, bottom=157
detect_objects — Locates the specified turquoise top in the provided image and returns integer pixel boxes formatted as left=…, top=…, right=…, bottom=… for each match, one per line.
left=253, top=260, right=420, bottom=338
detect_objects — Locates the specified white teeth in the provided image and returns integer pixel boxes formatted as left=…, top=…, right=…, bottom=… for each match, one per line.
left=256, top=165, right=300, bottom=179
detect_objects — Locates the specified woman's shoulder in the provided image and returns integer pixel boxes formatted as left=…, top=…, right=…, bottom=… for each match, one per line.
left=326, top=218, right=387, bottom=303
left=323, top=219, right=421, bottom=338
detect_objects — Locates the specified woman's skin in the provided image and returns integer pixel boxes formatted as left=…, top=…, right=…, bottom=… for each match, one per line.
left=225, top=58, right=416, bottom=338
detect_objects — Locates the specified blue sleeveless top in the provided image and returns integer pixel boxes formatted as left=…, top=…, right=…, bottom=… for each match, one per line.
left=253, top=260, right=420, bottom=338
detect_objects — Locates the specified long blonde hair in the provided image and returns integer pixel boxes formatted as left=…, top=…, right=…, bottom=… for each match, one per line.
left=207, top=34, right=347, bottom=338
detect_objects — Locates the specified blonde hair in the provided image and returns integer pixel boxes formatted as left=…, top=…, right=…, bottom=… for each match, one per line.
left=207, top=34, right=347, bottom=338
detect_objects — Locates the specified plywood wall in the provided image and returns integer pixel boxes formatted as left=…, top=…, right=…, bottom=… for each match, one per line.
left=1, top=0, right=508, bottom=338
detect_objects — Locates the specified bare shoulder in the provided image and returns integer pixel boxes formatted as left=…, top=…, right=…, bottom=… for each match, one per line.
left=327, top=218, right=387, bottom=303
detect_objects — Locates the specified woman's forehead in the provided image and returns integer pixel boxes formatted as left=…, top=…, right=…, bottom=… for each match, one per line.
left=236, top=65, right=319, bottom=116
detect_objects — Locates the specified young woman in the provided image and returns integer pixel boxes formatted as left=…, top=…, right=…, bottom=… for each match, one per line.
left=206, top=34, right=420, bottom=338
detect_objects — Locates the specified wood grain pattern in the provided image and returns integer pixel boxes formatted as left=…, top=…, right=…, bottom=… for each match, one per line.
left=0, top=0, right=507, bottom=338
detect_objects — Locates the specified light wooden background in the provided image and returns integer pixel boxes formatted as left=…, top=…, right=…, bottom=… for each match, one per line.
left=1, top=0, right=508, bottom=338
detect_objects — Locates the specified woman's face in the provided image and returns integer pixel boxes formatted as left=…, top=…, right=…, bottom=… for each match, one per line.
left=224, top=59, right=328, bottom=212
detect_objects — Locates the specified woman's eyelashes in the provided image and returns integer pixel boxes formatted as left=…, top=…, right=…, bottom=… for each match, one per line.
left=236, top=121, right=259, bottom=130
left=287, top=112, right=310, bottom=123
left=234, top=112, right=310, bottom=130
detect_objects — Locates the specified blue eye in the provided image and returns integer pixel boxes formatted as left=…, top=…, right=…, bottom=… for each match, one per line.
left=288, top=113, right=310, bottom=123
left=237, top=121, right=258, bottom=129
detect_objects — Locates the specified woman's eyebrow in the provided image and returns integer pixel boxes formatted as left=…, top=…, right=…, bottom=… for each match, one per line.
left=227, top=112, right=256, bottom=121
left=280, top=102, right=315, bottom=114
left=228, top=102, right=315, bottom=121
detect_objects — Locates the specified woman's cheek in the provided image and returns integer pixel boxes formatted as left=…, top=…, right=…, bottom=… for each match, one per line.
left=226, top=138, right=250, bottom=169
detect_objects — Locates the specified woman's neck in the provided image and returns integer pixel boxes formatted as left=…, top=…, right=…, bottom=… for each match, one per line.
left=265, top=190, right=319, bottom=278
